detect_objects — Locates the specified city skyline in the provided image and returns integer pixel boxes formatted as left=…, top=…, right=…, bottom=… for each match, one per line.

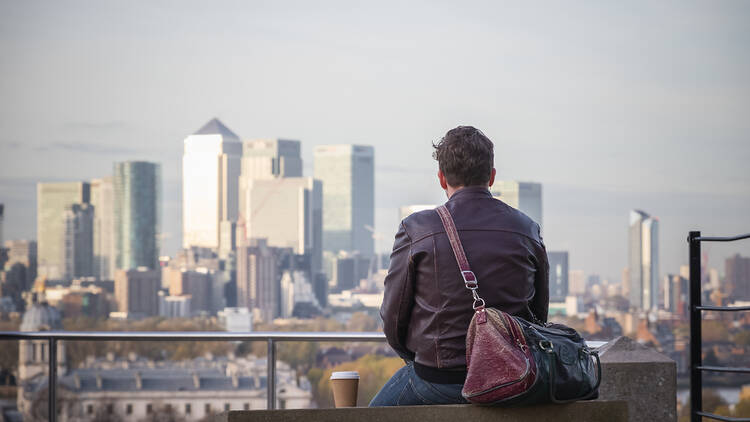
left=1, top=1, right=749, bottom=279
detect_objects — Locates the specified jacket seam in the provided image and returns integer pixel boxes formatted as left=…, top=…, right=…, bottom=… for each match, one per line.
left=432, top=234, right=442, bottom=368
left=409, top=228, right=544, bottom=247
left=396, top=221, right=414, bottom=355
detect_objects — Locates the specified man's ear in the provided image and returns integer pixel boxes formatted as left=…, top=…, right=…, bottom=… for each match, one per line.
left=438, top=170, right=448, bottom=190
left=489, top=168, right=496, bottom=187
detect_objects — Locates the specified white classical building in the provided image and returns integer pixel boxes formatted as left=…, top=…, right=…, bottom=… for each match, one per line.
left=16, top=298, right=312, bottom=421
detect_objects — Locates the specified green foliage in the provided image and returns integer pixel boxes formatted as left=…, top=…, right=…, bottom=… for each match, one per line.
left=62, top=317, right=232, bottom=367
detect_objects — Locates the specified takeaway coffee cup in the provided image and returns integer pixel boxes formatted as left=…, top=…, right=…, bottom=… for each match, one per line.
left=330, top=371, right=359, bottom=407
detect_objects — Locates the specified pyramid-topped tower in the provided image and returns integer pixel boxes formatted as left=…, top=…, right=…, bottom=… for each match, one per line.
left=182, top=119, right=243, bottom=249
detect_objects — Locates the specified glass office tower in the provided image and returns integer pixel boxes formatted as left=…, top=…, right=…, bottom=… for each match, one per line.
left=313, top=145, right=374, bottom=257
left=114, top=161, right=161, bottom=270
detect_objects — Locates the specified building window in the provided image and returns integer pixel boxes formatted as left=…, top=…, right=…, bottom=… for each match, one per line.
left=166, top=404, right=172, bottom=413
left=146, top=404, right=153, bottom=414
left=204, top=403, right=210, bottom=414
left=185, top=404, right=191, bottom=414
left=40, top=344, right=46, bottom=362
left=126, top=404, right=133, bottom=414
left=243, top=403, right=249, bottom=410
left=86, top=404, right=93, bottom=414
left=107, top=404, right=113, bottom=414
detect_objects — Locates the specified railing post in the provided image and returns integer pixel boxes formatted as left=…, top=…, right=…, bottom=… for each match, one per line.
left=688, top=231, right=701, bottom=422
left=267, top=339, right=276, bottom=410
left=49, top=338, right=57, bottom=422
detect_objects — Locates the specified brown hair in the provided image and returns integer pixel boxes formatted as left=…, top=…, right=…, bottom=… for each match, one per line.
left=432, top=126, right=494, bottom=187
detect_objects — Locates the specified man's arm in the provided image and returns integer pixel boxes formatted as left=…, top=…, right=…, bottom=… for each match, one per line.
left=380, top=221, right=416, bottom=361
left=530, top=227, right=550, bottom=323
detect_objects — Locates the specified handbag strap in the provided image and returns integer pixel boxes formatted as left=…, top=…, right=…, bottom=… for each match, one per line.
left=436, top=205, right=486, bottom=310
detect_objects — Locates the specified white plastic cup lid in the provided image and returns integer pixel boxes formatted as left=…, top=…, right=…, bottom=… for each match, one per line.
left=330, top=371, right=360, bottom=380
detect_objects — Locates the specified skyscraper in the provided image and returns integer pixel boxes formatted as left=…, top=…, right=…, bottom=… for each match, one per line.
left=37, top=182, right=90, bottom=280
left=725, top=254, right=750, bottom=301
left=314, top=145, right=374, bottom=257
left=629, top=210, right=659, bottom=311
left=62, top=203, right=95, bottom=279
left=114, top=268, right=160, bottom=317
left=236, top=239, right=279, bottom=322
left=238, top=138, right=303, bottom=226
left=91, top=177, right=115, bottom=279
left=241, top=177, right=323, bottom=272
left=114, top=161, right=161, bottom=270
left=182, top=118, right=242, bottom=249
left=491, top=181, right=543, bottom=230
left=548, top=251, right=569, bottom=302
left=0, top=203, right=4, bottom=245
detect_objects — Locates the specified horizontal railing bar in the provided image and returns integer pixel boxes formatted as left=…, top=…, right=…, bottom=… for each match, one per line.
left=696, top=305, right=750, bottom=312
left=697, top=365, right=750, bottom=374
left=695, top=411, right=750, bottom=422
left=0, top=331, right=387, bottom=342
left=0, top=331, right=607, bottom=349
left=695, top=233, right=750, bottom=242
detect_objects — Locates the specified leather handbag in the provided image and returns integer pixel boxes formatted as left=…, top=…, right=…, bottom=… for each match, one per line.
left=435, top=205, right=601, bottom=405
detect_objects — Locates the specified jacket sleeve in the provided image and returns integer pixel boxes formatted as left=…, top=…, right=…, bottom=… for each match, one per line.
left=530, top=226, right=550, bottom=323
left=380, top=221, right=416, bottom=361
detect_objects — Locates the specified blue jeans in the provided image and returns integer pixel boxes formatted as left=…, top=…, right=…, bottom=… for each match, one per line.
left=369, top=362, right=468, bottom=406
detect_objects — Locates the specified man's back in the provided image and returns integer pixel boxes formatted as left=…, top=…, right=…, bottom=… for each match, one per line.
left=381, top=185, right=549, bottom=381
left=372, top=125, right=549, bottom=406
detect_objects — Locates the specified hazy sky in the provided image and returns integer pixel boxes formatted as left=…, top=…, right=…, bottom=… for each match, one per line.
left=1, top=1, right=748, bottom=280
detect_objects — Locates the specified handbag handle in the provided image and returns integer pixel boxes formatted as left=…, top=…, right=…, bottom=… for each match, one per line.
left=436, top=205, right=486, bottom=310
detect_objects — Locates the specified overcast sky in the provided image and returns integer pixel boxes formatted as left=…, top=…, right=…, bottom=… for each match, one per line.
left=1, top=1, right=748, bottom=281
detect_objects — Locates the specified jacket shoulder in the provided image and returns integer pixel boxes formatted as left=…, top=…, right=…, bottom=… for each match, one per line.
left=400, top=208, right=442, bottom=241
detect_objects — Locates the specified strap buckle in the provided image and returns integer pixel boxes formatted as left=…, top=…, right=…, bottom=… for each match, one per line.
left=461, top=270, right=478, bottom=289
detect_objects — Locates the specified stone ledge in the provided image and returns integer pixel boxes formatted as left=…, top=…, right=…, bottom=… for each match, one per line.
left=214, top=401, right=628, bottom=422
left=596, top=336, right=677, bottom=422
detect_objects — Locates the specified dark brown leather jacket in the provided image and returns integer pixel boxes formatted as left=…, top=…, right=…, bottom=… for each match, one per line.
left=381, top=186, right=549, bottom=373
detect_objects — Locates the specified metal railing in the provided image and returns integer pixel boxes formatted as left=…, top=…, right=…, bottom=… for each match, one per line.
left=0, top=330, right=387, bottom=422
left=689, top=231, right=750, bottom=422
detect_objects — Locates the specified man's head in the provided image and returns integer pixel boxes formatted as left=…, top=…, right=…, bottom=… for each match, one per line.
left=432, top=126, right=496, bottom=193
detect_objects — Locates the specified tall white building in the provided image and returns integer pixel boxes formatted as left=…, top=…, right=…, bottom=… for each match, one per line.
left=241, top=177, right=322, bottom=270
left=629, top=210, right=659, bottom=311
left=313, top=145, right=374, bottom=257
left=490, top=181, right=543, bottom=231
left=182, top=118, right=242, bottom=249
left=91, top=177, right=115, bottom=280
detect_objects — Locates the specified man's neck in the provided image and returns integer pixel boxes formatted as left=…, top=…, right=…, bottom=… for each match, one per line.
left=445, top=184, right=489, bottom=199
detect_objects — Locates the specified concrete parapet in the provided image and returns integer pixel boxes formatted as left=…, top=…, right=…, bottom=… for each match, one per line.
left=214, top=401, right=627, bottom=422
left=596, top=336, right=677, bottom=422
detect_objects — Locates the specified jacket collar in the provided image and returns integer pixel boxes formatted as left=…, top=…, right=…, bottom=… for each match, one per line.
left=447, top=185, right=493, bottom=202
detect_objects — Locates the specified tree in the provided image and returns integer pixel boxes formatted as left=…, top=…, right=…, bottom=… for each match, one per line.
left=701, top=320, right=730, bottom=343
left=733, top=331, right=750, bottom=346
left=346, top=312, right=378, bottom=332
left=735, top=398, right=750, bottom=418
